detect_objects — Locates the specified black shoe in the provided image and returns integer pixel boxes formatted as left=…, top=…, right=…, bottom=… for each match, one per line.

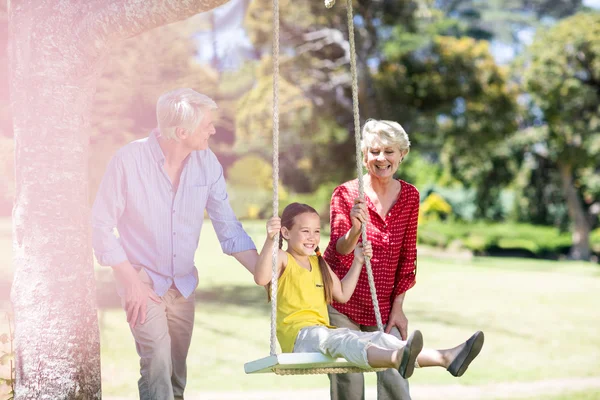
left=447, top=331, right=485, bottom=377
left=398, top=330, right=423, bottom=379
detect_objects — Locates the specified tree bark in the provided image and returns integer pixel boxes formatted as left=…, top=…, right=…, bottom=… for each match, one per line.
left=8, top=0, right=228, bottom=398
left=557, top=161, right=591, bottom=260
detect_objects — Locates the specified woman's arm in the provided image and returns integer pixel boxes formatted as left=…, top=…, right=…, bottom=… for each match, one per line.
left=388, top=190, right=420, bottom=339
left=393, top=194, right=419, bottom=298
left=331, top=241, right=372, bottom=303
left=254, top=217, right=286, bottom=286
left=335, top=197, right=368, bottom=255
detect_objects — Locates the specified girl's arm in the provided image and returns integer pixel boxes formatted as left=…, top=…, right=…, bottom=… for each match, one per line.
left=330, top=241, right=372, bottom=303
left=254, top=217, right=287, bottom=286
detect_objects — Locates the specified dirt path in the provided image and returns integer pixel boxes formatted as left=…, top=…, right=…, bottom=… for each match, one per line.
left=104, top=376, right=600, bottom=399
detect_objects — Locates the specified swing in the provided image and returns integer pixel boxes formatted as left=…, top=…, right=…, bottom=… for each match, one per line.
left=244, top=0, right=385, bottom=375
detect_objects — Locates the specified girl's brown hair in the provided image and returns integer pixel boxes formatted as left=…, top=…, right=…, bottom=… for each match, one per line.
left=266, top=202, right=334, bottom=304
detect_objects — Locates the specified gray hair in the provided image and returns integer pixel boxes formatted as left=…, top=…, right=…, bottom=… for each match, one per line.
left=360, top=119, right=411, bottom=154
left=156, top=88, right=218, bottom=140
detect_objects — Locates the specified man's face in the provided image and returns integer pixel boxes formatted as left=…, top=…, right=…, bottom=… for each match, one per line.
left=185, top=109, right=216, bottom=151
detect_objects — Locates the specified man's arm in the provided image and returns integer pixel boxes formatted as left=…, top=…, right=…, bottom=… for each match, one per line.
left=232, top=249, right=259, bottom=274
left=92, top=154, right=159, bottom=328
left=205, top=154, right=257, bottom=273
left=112, top=260, right=161, bottom=329
left=92, top=155, right=129, bottom=267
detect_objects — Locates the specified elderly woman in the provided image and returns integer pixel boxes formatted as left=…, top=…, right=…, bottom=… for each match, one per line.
left=324, top=119, right=419, bottom=400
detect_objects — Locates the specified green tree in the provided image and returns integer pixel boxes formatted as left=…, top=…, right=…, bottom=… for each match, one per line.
left=238, top=0, right=421, bottom=192
left=521, top=12, right=600, bottom=260
left=376, top=24, right=519, bottom=218
left=235, top=56, right=353, bottom=191
left=435, top=0, right=583, bottom=18
left=434, top=0, right=584, bottom=46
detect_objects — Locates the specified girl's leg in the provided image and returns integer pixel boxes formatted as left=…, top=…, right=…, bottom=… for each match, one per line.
left=414, top=348, right=446, bottom=367
left=302, top=327, right=483, bottom=377
left=317, top=327, right=396, bottom=368
left=364, top=345, right=399, bottom=368
left=323, top=328, right=423, bottom=378
left=416, top=331, right=484, bottom=377
left=360, top=329, right=484, bottom=377
left=325, top=307, right=366, bottom=400
left=364, top=330, right=423, bottom=380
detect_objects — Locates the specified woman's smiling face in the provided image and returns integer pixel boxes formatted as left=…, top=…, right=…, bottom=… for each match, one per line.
left=364, top=142, right=405, bottom=179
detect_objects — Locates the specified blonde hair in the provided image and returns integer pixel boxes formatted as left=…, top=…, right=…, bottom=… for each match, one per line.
left=156, top=88, right=217, bottom=140
left=360, top=119, right=411, bottom=155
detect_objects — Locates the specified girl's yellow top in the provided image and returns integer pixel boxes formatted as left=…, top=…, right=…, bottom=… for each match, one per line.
left=276, top=253, right=334, bottom=353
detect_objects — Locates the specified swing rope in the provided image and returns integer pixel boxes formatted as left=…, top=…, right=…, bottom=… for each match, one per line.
left=344, top=0, right=384, bottom=333
left=265, top=0, right=383, bottom=369
left=270, top=0, right=281, bottom=357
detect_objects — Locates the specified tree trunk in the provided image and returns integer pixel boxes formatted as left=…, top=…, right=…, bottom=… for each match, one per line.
left=8, top=1, right=227, bottom=398
left=557, top=162, right=591, bottom=260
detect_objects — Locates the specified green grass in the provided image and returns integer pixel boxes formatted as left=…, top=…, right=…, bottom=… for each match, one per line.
left=2, top=218, right=600, bottom=397
left=496, top=390, right=600, bottom=400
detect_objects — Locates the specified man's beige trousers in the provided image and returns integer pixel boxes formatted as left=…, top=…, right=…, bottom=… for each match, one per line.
left=118, top=268, right=195, bottom=400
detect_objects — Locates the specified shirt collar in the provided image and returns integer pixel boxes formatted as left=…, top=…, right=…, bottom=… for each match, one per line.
left=148, top=128, right=165, bottom=164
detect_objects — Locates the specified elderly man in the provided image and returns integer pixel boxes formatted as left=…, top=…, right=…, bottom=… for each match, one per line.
left=92, top=88, right=258, bottom=400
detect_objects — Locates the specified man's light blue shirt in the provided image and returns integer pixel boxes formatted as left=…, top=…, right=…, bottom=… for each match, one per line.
left=92, top=130, right=255, bottom=298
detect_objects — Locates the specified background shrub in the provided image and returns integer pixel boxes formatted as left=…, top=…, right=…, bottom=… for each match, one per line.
left=418, top=220, right=579, bottom=258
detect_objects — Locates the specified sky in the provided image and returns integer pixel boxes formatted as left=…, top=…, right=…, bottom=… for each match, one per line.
left=195, top=0, right=254, bottom=70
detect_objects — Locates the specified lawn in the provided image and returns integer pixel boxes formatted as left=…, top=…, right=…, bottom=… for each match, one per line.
left=1, top=218, right=600, bottom=398
left=498, top=390, right=600, bottom=400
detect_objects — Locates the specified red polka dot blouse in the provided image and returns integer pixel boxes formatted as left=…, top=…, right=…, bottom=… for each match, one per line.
left=324, top=179, right=420, bottom=326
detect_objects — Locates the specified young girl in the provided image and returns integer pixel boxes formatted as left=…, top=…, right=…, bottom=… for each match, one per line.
left=254, top=202, right=484, bottom=378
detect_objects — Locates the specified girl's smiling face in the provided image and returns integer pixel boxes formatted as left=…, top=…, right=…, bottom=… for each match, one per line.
left=282, top=212, right=321, bottom=257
